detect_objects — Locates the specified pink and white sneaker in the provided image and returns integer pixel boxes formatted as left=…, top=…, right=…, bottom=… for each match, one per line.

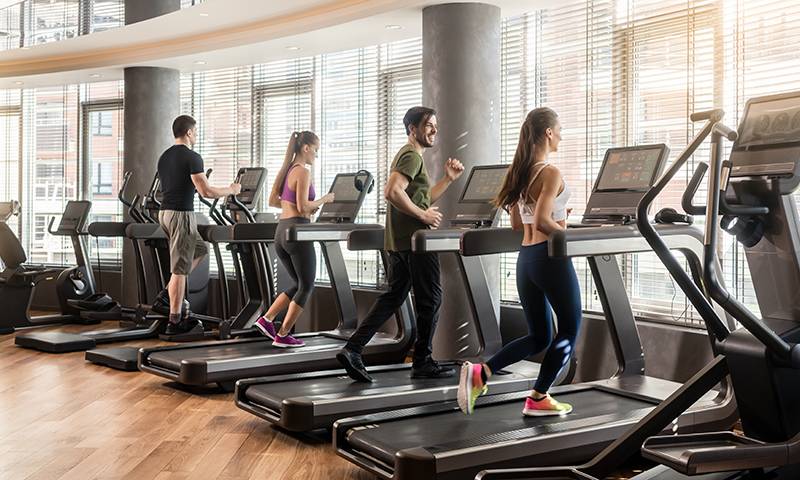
left=254, top=317, right=276, bottom=340
left=273, top=333, right=305, bottom=348
left=458, top=361, right=487, bottom=414
left=522, top=394, right=572, bottom=417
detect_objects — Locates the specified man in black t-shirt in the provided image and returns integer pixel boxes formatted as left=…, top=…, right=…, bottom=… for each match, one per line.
left=156, top=115, right=241, bottom=335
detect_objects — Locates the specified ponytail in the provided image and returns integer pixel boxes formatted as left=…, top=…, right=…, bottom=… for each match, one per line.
left=492, top=108, right=559, bottom=212
left=269, top=131, right=319, bottom=208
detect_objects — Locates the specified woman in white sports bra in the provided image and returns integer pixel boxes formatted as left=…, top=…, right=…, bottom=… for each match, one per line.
left=458, top=107, right=582, bottom=417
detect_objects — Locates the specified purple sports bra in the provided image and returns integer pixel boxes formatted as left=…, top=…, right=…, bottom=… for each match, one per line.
left=280, top=164, right=315, bottom=204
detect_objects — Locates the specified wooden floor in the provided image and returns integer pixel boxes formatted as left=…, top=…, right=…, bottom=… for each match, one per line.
left=0, top=315, right=377, bottom=480
left=0, top=313, right=653, bottom=480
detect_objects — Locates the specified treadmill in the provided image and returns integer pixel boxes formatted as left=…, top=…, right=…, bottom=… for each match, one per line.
left=12, top=174, right=204, bottom=363
left=473, top=99, right=800, bottom=480
left=137, top=171, right=416, bottom=391
left=234, top=165, right=555, bottom=432
left=333, top=145, right=738, bottom=480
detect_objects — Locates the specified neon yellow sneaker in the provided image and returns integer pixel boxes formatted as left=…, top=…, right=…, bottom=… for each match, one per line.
left=458, top=361, right=487, bottom=414
left=523, top=394, right=573, bottom=416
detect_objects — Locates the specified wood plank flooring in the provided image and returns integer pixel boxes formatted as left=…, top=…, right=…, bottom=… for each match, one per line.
left=1, top=313, right=652, bottom=480
left=0, top=316, right=377, bottom=480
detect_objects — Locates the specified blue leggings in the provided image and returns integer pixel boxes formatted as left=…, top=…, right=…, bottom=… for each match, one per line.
left=486, top=241, right=582, bottom=393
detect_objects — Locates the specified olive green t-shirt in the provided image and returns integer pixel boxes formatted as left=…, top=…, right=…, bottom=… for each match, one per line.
left=385, top=144, right=431, bottom=252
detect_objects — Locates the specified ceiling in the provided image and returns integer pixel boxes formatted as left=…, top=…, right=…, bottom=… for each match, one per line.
left=0, top=0, right=558, bottom=89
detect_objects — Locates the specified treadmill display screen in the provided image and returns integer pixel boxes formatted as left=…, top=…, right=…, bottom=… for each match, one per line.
left=328, top=175, right=361, bottom=203
left=461, top=167, right=508, bottom=202
left=737, top=96, right=800, bottom=149
left=594, top=146, right=664, bottom=192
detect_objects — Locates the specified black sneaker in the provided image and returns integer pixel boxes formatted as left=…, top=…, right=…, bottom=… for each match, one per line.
left=152, top=290, right=189, bottom=317
left=336, top=347, right=373, bottom=382
left=165, top=319, right=201, bottom=336
left=411, top=359, right=456, bottom=379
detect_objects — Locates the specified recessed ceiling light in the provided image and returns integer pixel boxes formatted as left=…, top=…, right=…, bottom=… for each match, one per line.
left=13, top=81, right=23, bottom=85
left=285, top=46, right=301, bottom=51
left=199, top=13, right=210, bottom=17
left=193, top=61, right=207, bottom=65
left=89, top=74, right=102, bottom=78
left=385, top=25, right=403, bottom=30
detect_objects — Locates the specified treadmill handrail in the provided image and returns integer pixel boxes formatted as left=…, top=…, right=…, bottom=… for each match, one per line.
left=125, top=223, right=165, bottom=240
left=202, top=222, right=279, bottom=243
left=347, top=227, right=385, bottom=251
left=460, top=228, right=524, bottom=256
left=286, top=223, right=382, bottom=242
left=411, top=227, right=470, bottom=253
left=635, top=109, right=731, bottom=343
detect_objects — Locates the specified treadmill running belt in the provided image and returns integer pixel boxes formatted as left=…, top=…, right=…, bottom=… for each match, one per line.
left=146, top=335, right=347, bottom=371
left=345, top=389, right=654, bottom=468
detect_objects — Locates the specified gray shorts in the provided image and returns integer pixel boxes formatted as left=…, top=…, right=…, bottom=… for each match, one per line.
left=158, top=210, right=209, bottom=275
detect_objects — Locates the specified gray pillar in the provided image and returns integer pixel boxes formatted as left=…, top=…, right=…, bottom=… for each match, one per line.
left=121, top=0, right=180, bottom=306
left=422, top=3, right=502, bottom=360
left=125, top=0, right=180, bottom=26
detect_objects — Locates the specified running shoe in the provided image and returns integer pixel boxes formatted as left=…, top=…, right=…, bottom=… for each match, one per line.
left=254, top=317, right=277, bottom=340
left=336, top=347, right=373, bottom=382
left=272, top=333, right=305, bottom=347
left=522, top=394, right=572, bottom=416
left=458, top=361, right=487, bottom=414
left=411, top=358, right=455, bottom=379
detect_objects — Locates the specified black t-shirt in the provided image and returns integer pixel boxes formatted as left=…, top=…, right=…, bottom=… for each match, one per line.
left=157, top=145, right=204, bottom=211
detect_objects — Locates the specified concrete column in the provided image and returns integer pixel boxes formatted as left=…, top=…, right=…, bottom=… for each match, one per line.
left=125, top=0, right=180, bottom=26
left=120, top=0, right=180, bottom=306
left=422, top=3, right=502, bottom=360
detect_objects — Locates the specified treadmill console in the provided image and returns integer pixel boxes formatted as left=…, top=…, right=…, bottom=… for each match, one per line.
left=450, top=165, right=508, bottom=228
left=53, top=201, right=92, bottom=235
left=581, top=144, right=669, bottom=224
left=730, top=90, right=800, bottom=194
left=231, top=167, right=268, bottom=209
left=0, top=201, right=19, bottom=222
left=317, top=172, right=372, bottom=223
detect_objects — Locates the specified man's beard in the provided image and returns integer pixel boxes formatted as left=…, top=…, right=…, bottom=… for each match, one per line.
left=415, top=130, right=434, bottom=148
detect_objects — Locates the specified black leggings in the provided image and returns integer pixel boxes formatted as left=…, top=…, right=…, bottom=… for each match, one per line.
left=486, top=241, right=582, bottom=393
left=274, top=217, right=316, bottom=308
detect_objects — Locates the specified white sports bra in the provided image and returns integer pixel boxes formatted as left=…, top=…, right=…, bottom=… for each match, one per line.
left=518, top=162, right=571, bottom=224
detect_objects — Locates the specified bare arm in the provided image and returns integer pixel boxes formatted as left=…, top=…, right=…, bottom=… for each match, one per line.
left=531, top=168, right=564, bottom=236
left=509, top=203, right=523, bottom=231
left=430, top=158, right=465, bottom=204
left=191, top=173, right=241, bottom=199
left=384, top=171, right=442, bottom=227
left=293, top=167, right=333, bottom=214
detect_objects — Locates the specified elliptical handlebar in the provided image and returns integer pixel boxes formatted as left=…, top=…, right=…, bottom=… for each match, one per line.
left=221, top=168, right=256, bottom=224
left=689, top=109, right=724, bottom=122
left=636, top=112, right=731, bottom=343
left=682, top=162, right=709, bottom=216
left=197, top=169, right=226, bottom=226
left=118, top=171, right=133, bottom=208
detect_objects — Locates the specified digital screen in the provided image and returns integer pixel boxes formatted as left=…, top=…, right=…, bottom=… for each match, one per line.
left=737, top=96, right=800, bottom=149
left=329, top=175, right=361, bottom=202
left=461, top=167, right=508, bottom=202
left=595, top=147, right=663, bottom=191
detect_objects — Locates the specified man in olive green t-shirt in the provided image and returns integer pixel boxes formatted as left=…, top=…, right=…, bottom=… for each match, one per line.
left=337, top=106, right=464, bottom=382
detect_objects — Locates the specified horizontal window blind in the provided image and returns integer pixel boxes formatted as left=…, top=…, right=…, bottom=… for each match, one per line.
left=0, top=0, right=199, bottom=51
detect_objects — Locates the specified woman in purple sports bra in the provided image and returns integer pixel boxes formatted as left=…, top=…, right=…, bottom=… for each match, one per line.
left=253, top=131, right=335, bottom=347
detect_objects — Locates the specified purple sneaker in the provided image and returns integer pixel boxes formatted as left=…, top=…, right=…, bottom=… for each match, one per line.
left=254, top=317, right=276, bottom=339
left=273, top=333, right=305, bottom=348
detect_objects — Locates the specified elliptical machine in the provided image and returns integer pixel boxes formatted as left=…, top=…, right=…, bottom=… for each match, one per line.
left=0, top=200, right=102, bottom=333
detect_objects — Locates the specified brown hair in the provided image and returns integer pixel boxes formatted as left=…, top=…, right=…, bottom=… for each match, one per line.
left=403, top=106, right=436, bottom=135
left=493, top=107, right=559, bottom=211
left=268, top=131, right=319, bottom=208
left=172, top=115, right=196, bottom=138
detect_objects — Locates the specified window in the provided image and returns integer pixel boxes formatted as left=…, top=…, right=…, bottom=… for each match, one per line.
left=92, top=111, right=112, bottom=136
left=92, top=162, right=112, bottom=195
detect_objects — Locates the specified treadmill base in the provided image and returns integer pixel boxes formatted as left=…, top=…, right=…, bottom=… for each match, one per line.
left=85, top=347, right=140, bottom=371
left=15, top=332, right=97, bottom=352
